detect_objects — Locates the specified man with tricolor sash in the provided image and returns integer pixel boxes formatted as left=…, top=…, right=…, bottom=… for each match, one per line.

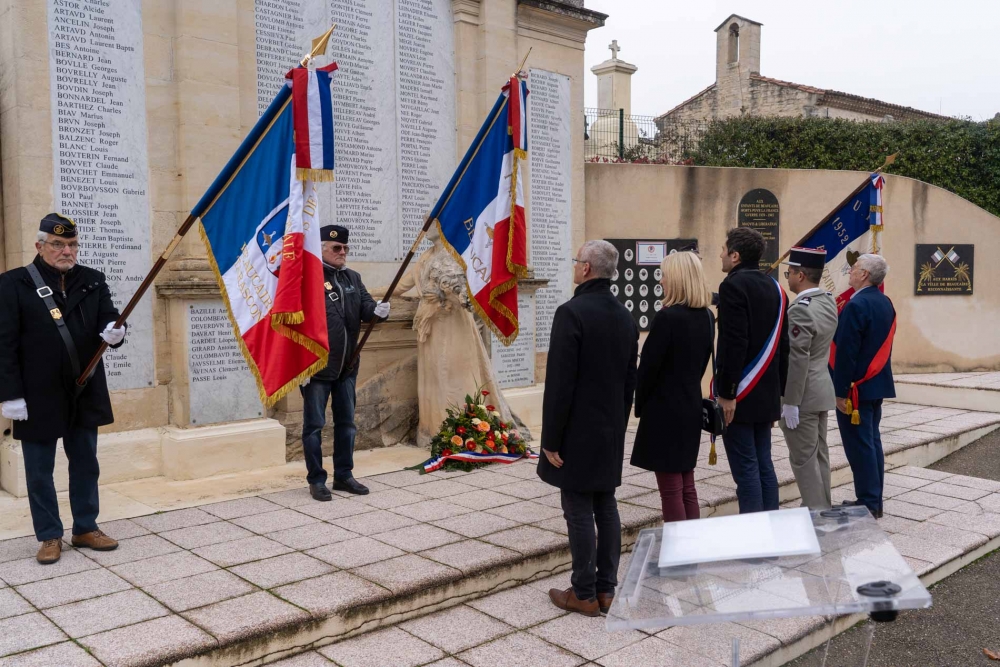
left=831, top=254, right=896, bottom=518
left=716, top=228, right=790, bottom=514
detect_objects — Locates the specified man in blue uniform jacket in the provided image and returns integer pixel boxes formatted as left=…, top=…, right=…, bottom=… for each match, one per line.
left=832, top=253, right=896, bottom=519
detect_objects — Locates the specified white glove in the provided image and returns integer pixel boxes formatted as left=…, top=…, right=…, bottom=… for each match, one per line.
left=781, top=404, right=800, bottom=430
left=1, top=398, right=28, bottom=421
left=100, top=322, right=126, bottom=345
left=374, top=301, right=390, bottom=319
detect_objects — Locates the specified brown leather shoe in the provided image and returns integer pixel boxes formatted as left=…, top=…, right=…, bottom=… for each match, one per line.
left=597, top=592, right=615, bottom=614
left=36, top=539, right=62, bottom=565
left=71, top=530, right=118, bottom=551
left=548, top=587, right=600, bottom=617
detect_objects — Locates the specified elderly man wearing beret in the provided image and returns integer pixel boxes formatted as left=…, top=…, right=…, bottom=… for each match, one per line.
left=0, top=213, right=127, bottom=564
left=301, top=224, right=390, bottom=501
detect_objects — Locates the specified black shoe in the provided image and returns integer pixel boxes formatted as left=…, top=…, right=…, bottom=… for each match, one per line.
left=843, top=499, right=879, bottom=518
left=310, top=483, right=332, bottom=501
left=333, top=477, right=369, bottom=495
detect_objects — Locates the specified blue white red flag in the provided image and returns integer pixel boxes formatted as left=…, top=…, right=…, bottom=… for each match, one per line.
left=797, top=173, right=886, bottom=309
left=194, top=80, right=329, bottom=406
left=287, top=63, right=337, bottom=181
left=428, top=76, right=529, bottom=344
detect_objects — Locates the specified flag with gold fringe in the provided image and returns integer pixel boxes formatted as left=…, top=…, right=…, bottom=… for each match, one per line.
left=286, top=62, right=338, bottom=182
left=428, top=75, right=529, bottom=344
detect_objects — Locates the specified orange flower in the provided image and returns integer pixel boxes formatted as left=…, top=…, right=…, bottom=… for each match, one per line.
left=476, top=422, right=491, bottom=433
left=450, top=435, right=463, bottom=447
left=499, top=445, right=508, bottom=454
left=484, top=439, right=495, bottom=452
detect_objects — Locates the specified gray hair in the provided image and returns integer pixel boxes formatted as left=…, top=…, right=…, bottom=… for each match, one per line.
left=36, top=232, right=49, bottom=244
left=579, top=240, right=618, bottom=279
left=856, top=253, right=889, bottom=285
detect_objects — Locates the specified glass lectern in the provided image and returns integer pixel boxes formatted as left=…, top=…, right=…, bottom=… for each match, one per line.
left=608, top=506, right=932, bottom=666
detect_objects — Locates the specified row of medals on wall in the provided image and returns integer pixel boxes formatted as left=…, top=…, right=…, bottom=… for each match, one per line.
left=612, top=247, right=663, bottom=330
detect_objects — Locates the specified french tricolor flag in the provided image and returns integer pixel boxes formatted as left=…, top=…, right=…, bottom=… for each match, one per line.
left=286, top=63, right=337, bottom=182
left=430, top=75, right=529, bottom=344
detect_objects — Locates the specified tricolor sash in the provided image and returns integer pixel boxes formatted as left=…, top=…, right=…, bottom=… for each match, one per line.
left=830, top=302, right=897, bottom=425
left=712, top=278, right=787, bottom=403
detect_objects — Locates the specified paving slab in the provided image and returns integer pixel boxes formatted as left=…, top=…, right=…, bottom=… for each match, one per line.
left=420, top=540, right=522, bottom=576
left=80, top=614, right=217, bottom=667
left=192, top=535, right=293, bottom=567
left=306, top=536, right=406, bottom=569
left=42, top=588, right=170, bottom=638
left=457, top=632, right=586, bottom=667
left=229, top=552, right=335, bottom=589
left=230, top=509, right=318, bottom=534
left=351, top=554, right=461, bottom=595
left=400, top=605, right=514, bottom=654
left=0, top=550, right=99, bottom=586
left=481, top=525, right=568, bottom=557
left=159, top=521, right=255, bottom=549
left=0, top=587, right=34, bottom=619
left=93, top=518, right=151, bottom=540
left=15, top=567, right=131, bottom=609
left=183, top=590, right=311, bottom=643
left=200, top=497, right=284, bottom=520
left=110, top=551, right=217, bottom=588
left=354, top=488, right=428, bottom=510
left=659, top=621, right=781, bottom=666
left=319, top=626, right=445, bottom=667
left=528, top=611, right=646, bottom=661
left=266, top=522, right=361, bottom=550
left=330, top=509, right=418, bottom=536
left=0, top=612, right=67, bottom=658
left=273, top=571, right=390, bottom=616
left=82, top=534, right=182, bottom=567
left=131, top=508, right=218, bottom=533
left=0, top=537, right=46, bottom=565
left=144, top=569, right=258, bottom=612
left=0, top=640, right=101, bottom=667
left=374, top=523, right=463, bottom=552
left=394, top=499, right=476, bottom=522
left=269, top=652, right=336, bottom=666
left=467, top=585, right=567, bottom=629
left=430, top=512, right=521, bottom=538
left=485, top=500, right=563, bottom=522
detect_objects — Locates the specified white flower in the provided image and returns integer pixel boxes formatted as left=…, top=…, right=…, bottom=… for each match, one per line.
left=471, top=418, right=481, bottom=425
left=492, top=411, right=501, bottom=418
left=503, top=431, right=509, bottom=438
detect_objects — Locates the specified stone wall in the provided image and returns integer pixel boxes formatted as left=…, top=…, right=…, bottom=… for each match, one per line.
left=585, top=163, right=1000, bottom=373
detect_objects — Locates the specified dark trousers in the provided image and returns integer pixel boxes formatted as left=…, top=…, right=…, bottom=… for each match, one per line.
left=837, top=399, right=885, bottom=514
left=654, top=470, right=700, bottom=522
left=561, top=489, right=620, bottom=601
left=722, top=422, right=779, bottom=513
left=301, top=375, right=357, bottom=485
left=21, top=426, right=100, bottom=541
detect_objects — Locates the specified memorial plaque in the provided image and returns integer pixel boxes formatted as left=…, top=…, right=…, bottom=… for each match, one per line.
left=528, top=69, right=573, bottom=352
left=48, top=0, right=155, bottom=390
left=188, top=301, right=264, bottom=425
left=492, top=292, right=535, bottom=388
left=253, top=0, right=455, bottom=261
left=606, top=239, right=697, bottom=332
left=737, top=189, right=780, bottom=270
left=915, top=244, right=974, bottom=295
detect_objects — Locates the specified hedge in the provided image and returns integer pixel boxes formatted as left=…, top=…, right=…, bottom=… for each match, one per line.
left=686, top=116, right=1000, bottom=218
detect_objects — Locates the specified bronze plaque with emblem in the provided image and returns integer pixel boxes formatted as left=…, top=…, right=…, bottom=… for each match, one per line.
left=737, top=189, right=780, bottom=270
left=915, top=244, right=974, bottom=295
left=605, top=238, right=698, bottom=332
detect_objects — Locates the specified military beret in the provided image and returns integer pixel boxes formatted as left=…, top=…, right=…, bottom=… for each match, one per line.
left=320, top=225, right=348, bottom=243
left=40, top=212, right=77, bottom=238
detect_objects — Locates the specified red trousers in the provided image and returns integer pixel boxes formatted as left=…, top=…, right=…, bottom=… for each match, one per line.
left=654, top=470, right=700, bottom=522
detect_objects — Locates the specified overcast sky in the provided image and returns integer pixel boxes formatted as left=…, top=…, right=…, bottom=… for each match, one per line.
left=582, top=0, right=999, bottom=121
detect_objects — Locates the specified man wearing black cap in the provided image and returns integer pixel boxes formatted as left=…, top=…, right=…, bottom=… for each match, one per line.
left=780, top=247, right=838, bottom=509
left=302, top=224, right=390, bottom=501
left=0, top=213, right=127, bottom=563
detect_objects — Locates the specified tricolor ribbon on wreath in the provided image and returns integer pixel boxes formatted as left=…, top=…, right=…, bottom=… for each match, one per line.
left=421, top=450, right=539, bottom=474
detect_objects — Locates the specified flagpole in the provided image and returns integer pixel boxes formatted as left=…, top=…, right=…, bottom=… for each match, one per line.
left=765, top=152, right=897, bottom=276
left=76, top=26, right=337, bottom=387
left=345, top=50, right=533, bottom=373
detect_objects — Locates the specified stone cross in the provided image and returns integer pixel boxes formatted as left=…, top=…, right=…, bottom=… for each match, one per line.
left=609, top=40, right=620, bottom=59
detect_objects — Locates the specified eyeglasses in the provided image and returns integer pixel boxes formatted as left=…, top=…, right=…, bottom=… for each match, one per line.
left=43, top=241, right=79, bottom=252
left=783, top=271, right=790, bottom=279
left=328, top=243, right=349, bottom=254
left=571, top=258, right=588, bottom=265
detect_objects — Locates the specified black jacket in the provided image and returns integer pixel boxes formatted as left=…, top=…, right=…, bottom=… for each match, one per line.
left=631, top=305, right=713, bottom=473
left=537, top=279, right=638, bottom=492
left=314, top=263, right=377, bottom=381
left=715, top=262, right=789, bottom=423
left=0, top=256, right=124, bottom=441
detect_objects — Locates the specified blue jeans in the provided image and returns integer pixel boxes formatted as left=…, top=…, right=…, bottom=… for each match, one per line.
left=837, top=399, right=884, bottom=514
left=301, top=376, right=358, bottom=485
left=21, top=426, right=100, bottom=541
left=722, top=422, right=779, bottom=513
left=561, top=490, right=620, bottom=601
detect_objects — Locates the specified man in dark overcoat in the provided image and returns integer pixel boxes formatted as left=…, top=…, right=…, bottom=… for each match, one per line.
left=833, top=253, right=896, bottom=518
left=300, top=224, right=389, bottom=501
left=537, top=239, right=638, bottom=617
left=716, top=227, right=790, bottom=514
left=0, top=213, right=127, bottom=563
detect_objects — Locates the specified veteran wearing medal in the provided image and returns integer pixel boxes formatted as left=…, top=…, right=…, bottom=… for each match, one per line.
left=301, top=224, right=390, bottom=501
left=0, top=213, right=127, bottom=564
left=779, top=247, right=838, bottom=510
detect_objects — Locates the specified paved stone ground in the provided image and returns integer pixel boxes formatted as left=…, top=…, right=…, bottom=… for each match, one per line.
left=1, top=402, right=999, bottom=667
left=897, top=371, right=1000, bottom=391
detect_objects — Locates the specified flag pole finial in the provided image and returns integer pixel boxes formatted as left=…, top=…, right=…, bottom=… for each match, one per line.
left=876, top=152, right=898, bottom=174
left=301, top=24, right=337, bottom=67
left=514, top=48, right=532, bottom=78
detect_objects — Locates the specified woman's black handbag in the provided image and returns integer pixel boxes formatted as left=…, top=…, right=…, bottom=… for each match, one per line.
left=701, top=309, right=726, bottom=438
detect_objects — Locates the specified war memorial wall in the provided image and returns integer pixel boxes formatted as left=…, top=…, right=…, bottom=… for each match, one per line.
left=0, top=0, right=601, bottom=488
